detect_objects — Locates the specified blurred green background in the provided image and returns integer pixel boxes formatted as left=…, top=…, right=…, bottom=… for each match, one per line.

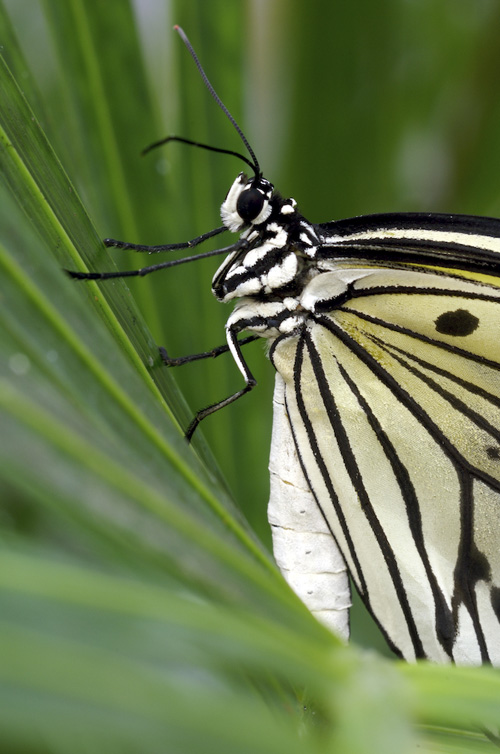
left=2, top=1, right=500, bottom=750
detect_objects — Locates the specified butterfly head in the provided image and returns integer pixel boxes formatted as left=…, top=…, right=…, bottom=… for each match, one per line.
left=221, top=173, right=274, bottom=233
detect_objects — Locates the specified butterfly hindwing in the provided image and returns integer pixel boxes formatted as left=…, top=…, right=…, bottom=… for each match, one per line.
left=270, top=265, right=500, bottom=663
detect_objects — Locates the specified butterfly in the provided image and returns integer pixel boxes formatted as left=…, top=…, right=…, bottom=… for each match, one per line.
left=69, top=26, right=500, bottom=665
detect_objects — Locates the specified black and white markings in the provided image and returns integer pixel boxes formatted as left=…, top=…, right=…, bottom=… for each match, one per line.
left=204, top=165, right=500, bottom=663
left=268, top=269, right=500, bottom=663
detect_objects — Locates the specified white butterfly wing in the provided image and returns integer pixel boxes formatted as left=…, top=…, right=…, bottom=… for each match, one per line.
left=270, top=266, right=500, bottom=664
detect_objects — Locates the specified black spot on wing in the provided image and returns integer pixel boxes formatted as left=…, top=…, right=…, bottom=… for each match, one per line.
left=486, top=446, right=500, bottom=460
left=435, top=308, right=479, bottom=337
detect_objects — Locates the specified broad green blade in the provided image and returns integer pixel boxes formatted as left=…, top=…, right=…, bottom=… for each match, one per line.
left=0, top=543, right=415, bottom=754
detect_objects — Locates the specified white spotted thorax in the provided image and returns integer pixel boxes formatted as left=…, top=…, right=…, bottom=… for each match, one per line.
left=213, top=171, right=324, bottom=338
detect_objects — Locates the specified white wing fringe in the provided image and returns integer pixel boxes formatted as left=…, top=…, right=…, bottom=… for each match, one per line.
left=268, top=374, right=351, bottom=640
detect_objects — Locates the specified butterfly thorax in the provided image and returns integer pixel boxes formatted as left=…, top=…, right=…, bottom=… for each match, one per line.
left=213, top=172, right=323, bottom=318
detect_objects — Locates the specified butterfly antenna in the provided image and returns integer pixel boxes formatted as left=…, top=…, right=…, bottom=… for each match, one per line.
left=174, top=25, right=261, bottom=177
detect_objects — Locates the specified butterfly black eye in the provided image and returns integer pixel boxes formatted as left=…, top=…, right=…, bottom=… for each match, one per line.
left=236, top=188, right=265, bottom=223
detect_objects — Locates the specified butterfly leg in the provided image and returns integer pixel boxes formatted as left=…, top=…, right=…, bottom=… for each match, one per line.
left=159, top=335, right=259, bottom=367
left=103, top=225, right=227, bottom=253
left=185, top=324, right=258, bottom=441
left=66, top=233, right=244, bottom=281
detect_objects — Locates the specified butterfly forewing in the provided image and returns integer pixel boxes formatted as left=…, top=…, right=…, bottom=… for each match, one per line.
left=317, top=212, right=500, bottom=273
